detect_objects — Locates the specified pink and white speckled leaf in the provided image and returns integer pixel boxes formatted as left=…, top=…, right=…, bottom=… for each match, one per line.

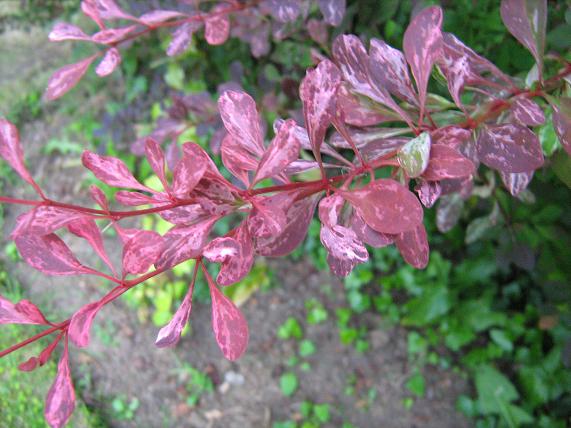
left=45, top=342, right=75, bottom=428
left=156, top=280, right=195, bottom=347
left=0, top=119, right=38, bottom=189
left=248, top=193, right=291, bottom=239
left=11, top=206, right=86, bottom=237
left=395, top=224, right=429, bottom=268
left=500, top=170, right=534, bottom=196
left=300, top=60, right=342, bottom=159
left=403, top=6, right=443, bottom=116
left=48, top=22, right=91, bottom=42
left=500, top=0, right=547, bottom=77
left=156, top=217, right=218, bottom=270
left=93, top=0, right=135, bottom=21
left=318, top=194, right=345, bottom=228
left=208, top=274, right=249, bottom=361
left=414, top=180, right=442, bottom=208
left=350, top=212, right=394, bottom=248
left=320, top=224, right=368, bottom=277
left=203, top=224, right=253, bottom=286
left=477, top=124, right=544, bottom=173
left=307, top=19, right=328, bottom=45
left=171, top=153, right=207, bottom=199
left=0, top=295, right=48, bottom=325
left=123, top=230, right=164, bottom=275
left=145, top=138, right=168, bottom=190
left=45, top=56, right=96, bottom=101
left=398, top=132, right=431, bottom=178
left=95, top=47, right=121, bottom=77
left=264, top=0, right=301, bottom=22
left=138, top=10, right=185, bottom=26
left=221, top=135, right=258, bottom=186
left=553, top=99, right=571, bottom=156
left=204, top=5, right=230, bottom=46
left=114, top=191, right=161, bottom=206
left=254, top=119, right=300, bottom=183
left=68, top=219, right=116, bottom=275
left=430, top=126, right=471, bottom=149
left=160, top=205, right=208, bottom=226
left=82, top=151, right=150, bottom=191
left=343, top=179, right=423, bottom=235
left=422, top=145, right=475, bottom=181
left=89, top=185, right=109, bottom=211
left=318, top=0, right=346, bottom=26
left=369, top=39, right=417, bottom=105
left=436, top=194, right=464, bottom=233
left=14, top=234, right=93, bottom=276
left=167, top=22, right=202, bottom=56
left=511, top=97, right=545, bottom=126
left=92, top=25, right=137, bottom=44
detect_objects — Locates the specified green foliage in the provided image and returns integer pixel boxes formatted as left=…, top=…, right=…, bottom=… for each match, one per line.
left=176, top=364, right=214, bottom=407
left=277, top=317, right=304, bottom=341
left=280, top=372, right=299, bottom=397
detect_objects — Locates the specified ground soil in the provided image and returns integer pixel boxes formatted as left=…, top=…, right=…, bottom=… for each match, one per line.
left=0, top=25, right=471, bottom=428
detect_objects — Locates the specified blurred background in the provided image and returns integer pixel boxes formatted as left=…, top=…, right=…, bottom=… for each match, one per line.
left=0, top=0, right=571, bottom=427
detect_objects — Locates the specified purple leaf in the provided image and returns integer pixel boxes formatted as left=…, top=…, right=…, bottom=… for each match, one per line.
left=431, top=125, right=471, bottom=148
left=138, top=10, right=185, bottom=26
left=337, top=84, right=387, bottom=127
left=395, top=224, right=429, bottom=268
left=156, top=280, right=195, bottom=347
left=0, top=295, right=48, bottom=325
left=95, top=47, right=121, bottom=77
left=300, top=60, right=342, bottom=159
left=318, top=194, right=345, bottom=228
left=68, top=219, right=116, bottom=275
left=477, top=124, right=544, bottom=173
left=500, top=170, right=534, bottom=196
left=397, top=132, right=431, bottom=178
left=203, top=224, right=253, bottom=286
left=91, top=25, right=138, bottom=44
left=553, top=99, right=571, bottom=156
left=350, top=212, right=394, bottom=248
left=208, top=274, right=249, bottom=361
left=156, top=217, right=218, bottom=270
left=218, top=91, right=265, bottom=157
left=45, top=341, right=75, bottom=428
left=49, top=22, right=90, bottom=42
left=436, top=194, right=464, bottom=233
left=167, top=22, right=201, bottom=56
left=403, top=6, right=443, bottom=117
left=307, top=19, right=328, bottom=45
left=204, top=5, right=230, bottom=46
left=369, top=38, right=417, bottom=105
left=414, top=180, right=442, bottom=208
left=254, top=119, right=300, bottom=183
left=511, top=97, right=545, bottom=126
left=145, top=138, right=168, bottom=190
left=343, top=179, right=423, bottom=234
left=123, top=230, right=164, bottom=275
left=256, top=194, right=319, bottom=256
left=82, top=150, right=150, bottom=191
left=320, top=224, right=368, bottom=277
left=422, top=145, right=475, bottom=181
left=15, top=234, right=93, bottom=276
left=45, top=56, right=96, bottom=101
left=0, top=119, right=38, bottom=189
left=500, top=0, right=547, bottom=77
left=318, top=0, right=346, bottom=26
left=264, top=0, right=301, bottom=22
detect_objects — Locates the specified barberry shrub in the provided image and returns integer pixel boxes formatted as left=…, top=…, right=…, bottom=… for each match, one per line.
left=0, top=0, right=570, bottom=426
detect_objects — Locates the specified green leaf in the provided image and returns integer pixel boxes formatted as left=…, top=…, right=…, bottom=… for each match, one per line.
left=475, top=365, right=519, bottom=414
left=405, top=371, right=426, bottom=398
left=280, top=372, right=299, bottom=397
left=518, top=366, right=550, bottom=407
left=397, top=132, right=431, bottom=178
left=403, top=286, right=451, bottom=326
left=490, top=329, right=513, bottom=353
left=298, top=340, right=316, bottom=357
left=277, top=318, right=303, bottom=340
left=313, top=403, right=330, bottom=423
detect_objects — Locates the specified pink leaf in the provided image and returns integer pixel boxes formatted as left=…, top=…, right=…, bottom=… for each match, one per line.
left=256, top=194, right=320, bottom=256
left=307, top=19, right=328, bottom=45
left=318, top=0, right=346, bottom=26
left=156, top=217, right=219, bottom=270
left=171, top=152, right=207, bottom=199
left=369, top=38, right=417, bottom=105
left=14, top=233, right=93, bottom=276
left=203, top=224, right=254, bottom=286
left=45, top=341, right=75, bottom=428
left=204, top=5, right=230, bottom=46
left=91, top=25, right=137, bottom=44
left=45, top=56, right=95, bottom=101
left=0, top=295, right=48, bottom=325
left=145, top=138, right=168, bottom=190
left=422, top=145, right=475, bottom=181
left=500, top=170, right=534, bottom=196
left=431, top=125, right=471, bottom=149
left=0, top=119, right=38, bottom=189
left=19, top=334, right=62, bottom=372
left=336, top=84, right=388, bottom=127
left=11, top=206, right=86, bottom=237
left=138, top=10, right=185, bottom=26
left=156, top=280, right=195, bottom=347
left=89, top=185, right=109, bottom=211
left=395, top=224, right=429, bottom=268
left=247, top=193, right=291, bottom=239
left=218, top=91, right=265, bottom=157
left=95, top=47, right=121, bottom=77
left=48, top=22, right=90, bottom=42
left=343, top=179, right=423, bottom=234
left=254, top=119, right=300, bottom=183
left=477, top=124, right=544, bottom=173
left=93, top=0, right=135, bottom=21
left=350, top=212, right=394, bottom=248
left=82, top=150, right=150, bottom=191
left=115, top=191, right=159, bottom=206
left=500, top=0, right=547, bottom=77
left=160, top=205, right=208, bottom=226
left=68, top=219, right=116, bottom=275
left=208, top=274, right=249, bottom=361
left=552, top=100, right=571, bottom=156
left=403, top=6, right=443, bottom=117
left=318, top=194, right=345, bottom=228
left=81, top=0, right=105, bottom=28
left=321, top=224, right=368, bottom=277
left=167, top=22, right=202, bottom=56
left=264, top=0, right=301, bottom=22
left=300, top=60, right=342, bottom=159
left=122, top=230, right=164, bottom=275
left=68, top=302, right=102, bottom=348
left=436, top=194, right=464, bottom=233
left=511, top=97, right=545, bottom=126
left=414, top=180, right=442, bottom=208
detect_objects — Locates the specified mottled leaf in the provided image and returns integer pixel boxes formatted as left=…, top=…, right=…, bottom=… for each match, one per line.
left=155, top=280, right=194, bottom=347
left=49, top=22, right=90, bottom=42
left=254, top=119, right=300, bottom=183
left=321, top=224, right=368, bottom=277
left=0, top=119, right=38, bottom=189
left=511, top=97, right=545, bottom=126
left=318, top=0, right=346, bottom=26
left=395, top=224, right=429, bottom=268
left=350, top=212, right=394, bottom=248
left=68, top=219, right=115, bottom=275
left=0, top=295, right=48, bottom=325
left=45, top=56, right=96, bottom=101
left=138, top=10, right=184, bottom=25
left=436, top=194, right=463, bottom=233
left=398, top=132, right=431, bottom=178
left=264, top=0, right=301, bottom=22
left=414, top=180, right=442, bottom=208
left=95, top=47, right=121, bottom=77
left=123, top=230, right=164, bottom=275
left=92, top=25, right=137, bottom=44
left=45, top=342, right=75, bottom=428
left=423, top=144, right=475, bottom=180
left=553, top=99, right=571, bottom=156
left=167, top=22, right=201, bottom=56
left=82, top=150, right=150, bottom=191
left=204, top=5, right=230, bottom=46
left=500, top=170, right=534, bottom=196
